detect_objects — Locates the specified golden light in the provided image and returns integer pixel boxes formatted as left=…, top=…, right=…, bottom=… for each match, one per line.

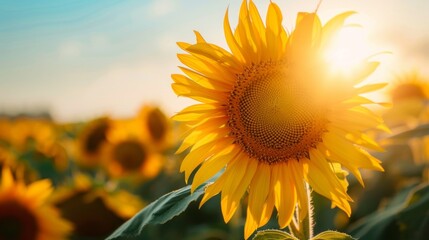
left=323, top=26, right=371, bottom=76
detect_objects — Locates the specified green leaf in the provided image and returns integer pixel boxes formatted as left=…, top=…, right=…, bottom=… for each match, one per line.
left=106, top=182, right=209, bottom=240
left=347, top=183, right=429, bottom=239
left=311, top=230, right=356, bottom=240
left=252, top=229, right=298, bottom=240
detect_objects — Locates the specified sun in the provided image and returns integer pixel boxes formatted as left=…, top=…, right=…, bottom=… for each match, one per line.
left=323, top=25, right=372, bottom=76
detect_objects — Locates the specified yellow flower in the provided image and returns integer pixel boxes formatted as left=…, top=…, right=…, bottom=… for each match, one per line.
left=389, top=72, right=429, bottom=103
left=50, top=173, right=145, bottom=238
left=0, top=167, right=72, bottom=240
left=172, top=1, right=386, bottom=238
left=7, top=118, right=69, bottom=172
left=137, top=105, right=174, bottom=151
left=0, top=147, right=39, bottom=183
left=9, top=118, right=56, bottom=151
left=0, top=118, right=11, bottom=143
left=104, top=119, right=164, bottom=180
left=75, top=117, right=111, bottom=168
left=50, top=173, right=146, bottom=239
left=384, top=72, right=429, bottom=127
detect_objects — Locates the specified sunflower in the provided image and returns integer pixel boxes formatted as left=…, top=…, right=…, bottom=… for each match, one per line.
left=137, top=105, right=174, bottom=151
left=0, top=147, right=39, bottom=184
left=75, top=117, right=111, bottom=168
left=8, top=118, right=69, bottom=172
left=0, top=167, right=72, bottom=240
left=9, top=118, right=56, bottom=151
left=104, top=119, right=164, bottom=180
left=172, top=1, right=386, bottom=238
left=383, top=72, right=429, bottom=127
left=0, top=118, right=11, bottom=145
left=50, top=173, right=145, bottom=238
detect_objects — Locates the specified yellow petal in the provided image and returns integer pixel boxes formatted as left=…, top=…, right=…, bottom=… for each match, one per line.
left=186, top=43, right=241, bottom=70
left=273, top=163, right=296, bottom=228
left=193, top=30, right=206, bottom=43
left=321, top=11, right=356, bottom=47
left=180, top=139, right=219, bottom=182
left=200, top=174, right=226, bottom=207
left=26, top=179, right=53, bottom=205
left=355, top=82, right=388, bottom=94
left=244, top=205, right=259, bottom=239
left=246, top=163, right=271, bottom=235
left=265, top=1, right=283, bottom=60
left=221, top=153, right=257, bottom=222
left=224, top=8, right=245, bottom=63
left=289, top=160, right=309, bottom=221
left=191, top=145, right=239, bottom=192
left=1, top=167, right=14, bottom=188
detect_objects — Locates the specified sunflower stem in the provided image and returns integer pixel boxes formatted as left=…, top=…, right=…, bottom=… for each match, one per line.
left=300, top=183, right=313, bottom=240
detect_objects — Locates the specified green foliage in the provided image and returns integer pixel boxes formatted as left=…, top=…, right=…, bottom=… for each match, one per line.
left=347, top=183, right=429, bottom=240
left=106, top=182, right=209, bottom=240
left=252, top=229, right=298, bottom=240
left=311, top=230, right=355, bottom=240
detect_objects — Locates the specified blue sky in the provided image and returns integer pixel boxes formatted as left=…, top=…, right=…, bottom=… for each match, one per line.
left=1, top=0, right=428, bottom=121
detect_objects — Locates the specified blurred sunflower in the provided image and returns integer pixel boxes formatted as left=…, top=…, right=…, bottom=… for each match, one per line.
left=0, top=147, right=39, bottom=184
left=8, top=118, right=69, bottom=172
left=137, top=105, right=174, bottom=152
left=0, top=118, right=11, bottom=145
left=9, top=118, right=56, bottom=151
left=0, top=167, right=72, bottom=240
left=172, top=0, right=386, bottom=238
left=75, top=117, right=111, bottom=169
left=0, top=147, right=17, bottom=170
left=384, top=72, right=429, bottom=127
left=50, top=173, right=144, bottom=238
left=104, top=119, right=164, bottom=180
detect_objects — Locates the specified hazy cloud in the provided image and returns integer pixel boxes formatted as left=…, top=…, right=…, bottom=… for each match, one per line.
left=146, top=0, right=176, bottom=18
left=58, top=40, right=83, bottom=58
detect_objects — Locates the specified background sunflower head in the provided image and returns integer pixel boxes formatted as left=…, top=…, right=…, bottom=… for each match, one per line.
left=0, top=167, right=73, bottom=240
left=136, top=105, right=174, bottom=152
left=384, top=72, right=429, bottom=128
left=50, top=173, right=144, bottom=239
left=75, top=117, right=111, bottom=169
left=104, top=119, right=164, bottom=181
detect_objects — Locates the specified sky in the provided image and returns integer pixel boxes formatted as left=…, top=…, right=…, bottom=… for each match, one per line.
left=1, top=0, right=428, bottom=122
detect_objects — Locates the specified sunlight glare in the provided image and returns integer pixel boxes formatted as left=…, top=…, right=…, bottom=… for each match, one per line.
left=324, top=27, right=370, bottom=76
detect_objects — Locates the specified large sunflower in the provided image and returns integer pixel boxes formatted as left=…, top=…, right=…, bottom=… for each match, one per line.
left=0, top=167, right=72, bottom=240
left=172, top=0, right=386, bottom=238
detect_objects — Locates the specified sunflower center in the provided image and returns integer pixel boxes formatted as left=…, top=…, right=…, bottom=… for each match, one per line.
left=391, top=83, right=427, bottom=103
left=0, top=200, right=38, bottom=240
left=55, top=190, right=124, bottom=237
left=228, top=61, right=327, bottom=164
left=146, top=109, right=167, bottom=142
left=84, top=122, right=109, bottom=154
left=113, top=140, right=146, bottom=171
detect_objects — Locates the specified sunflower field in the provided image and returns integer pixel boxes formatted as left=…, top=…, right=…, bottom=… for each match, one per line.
left=1, top=0, right=429, bottom=240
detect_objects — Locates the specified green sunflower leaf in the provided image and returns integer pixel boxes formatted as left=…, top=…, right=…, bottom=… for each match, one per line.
left=311, top=230, right=356, bottom=240
left=106, top=182, right=209, bottom=240
left=252, top=229, right=298, bottom=240
left=347, top=183, right=429, bottom=239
